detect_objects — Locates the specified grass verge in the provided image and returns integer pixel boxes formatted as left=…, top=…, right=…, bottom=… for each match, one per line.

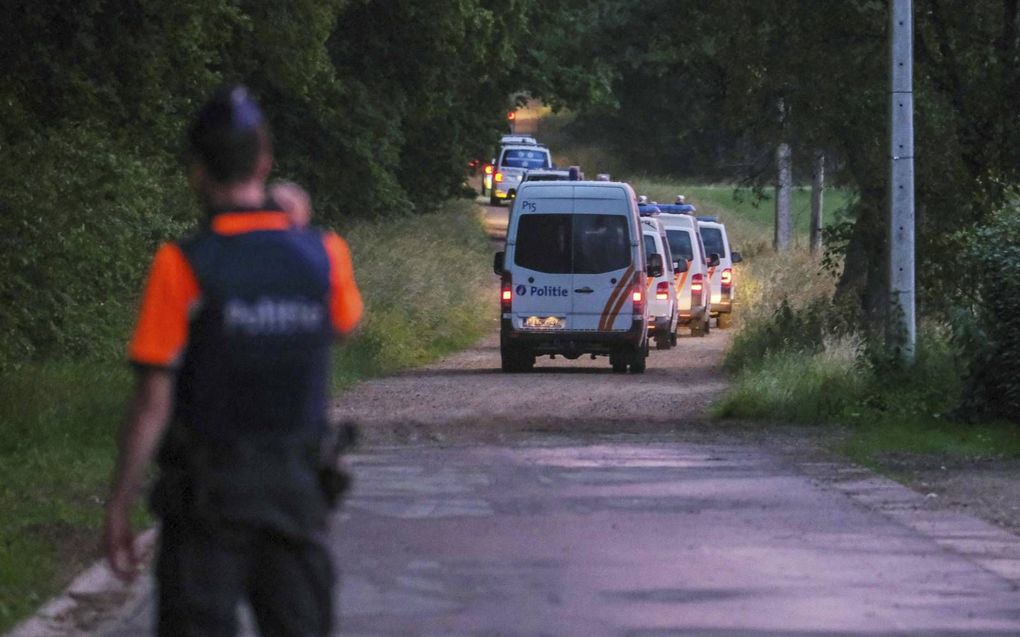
left=0, top=200, right=494, bottom=632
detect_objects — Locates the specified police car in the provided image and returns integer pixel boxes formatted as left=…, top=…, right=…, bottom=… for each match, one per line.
left=656, top=209, right=712, bottom=337
left=490, top=144, right=553, bottom=206
left=493, top=181, right=654, bottom=373
left=696, top=217, right=742, bottom=328
left=483, top=136, right=542, bottom=195
left=641, top=214, right=679, bottom=349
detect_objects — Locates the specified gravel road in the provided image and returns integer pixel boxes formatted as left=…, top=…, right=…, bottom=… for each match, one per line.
left=333, top=329, right=730, bottom=447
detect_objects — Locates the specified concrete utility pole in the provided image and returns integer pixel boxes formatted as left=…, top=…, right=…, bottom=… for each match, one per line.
left=809, top=151, right=825, bottom=256
left=774, top=142, right=793, bottom=251
left=889, top=0, right=916, bottom=361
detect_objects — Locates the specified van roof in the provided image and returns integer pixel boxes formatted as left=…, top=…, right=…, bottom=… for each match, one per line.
left=500, top=134, right=538, bottom=145
left=516, top=181, right=634, bottom=201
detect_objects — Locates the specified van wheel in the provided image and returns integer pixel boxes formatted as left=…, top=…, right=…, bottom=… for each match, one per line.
left=704, top=316, right=711, bottom=335
left=610, top=351, right=628, bottom=373
left=655, top=334, right=671, bottom=350
left=691, top=320, right=705, bottom=337
left=717, top=312, right=733, bottom=329
left=670, top=331, right=678, bottom=346
left=629, top=344, right=648, bottom=373
left=489, top=193, right=500, bottom=207
left=501, top=347, right=533, bottom=372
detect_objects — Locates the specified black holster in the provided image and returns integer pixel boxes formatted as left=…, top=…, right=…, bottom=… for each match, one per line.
left=318, top=421, right=359, bottom=509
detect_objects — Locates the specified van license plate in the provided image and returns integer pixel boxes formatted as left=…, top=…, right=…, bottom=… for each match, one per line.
left=525, top=316, right=564, bottom=329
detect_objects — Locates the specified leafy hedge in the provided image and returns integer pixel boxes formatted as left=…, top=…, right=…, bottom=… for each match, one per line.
left=0, top=124, right=194, bottom=369
left=958, top=195, right=1020, bottom=422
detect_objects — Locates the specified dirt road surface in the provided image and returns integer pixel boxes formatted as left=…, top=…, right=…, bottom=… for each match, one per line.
left=85, top=204, right=1020, bottom=636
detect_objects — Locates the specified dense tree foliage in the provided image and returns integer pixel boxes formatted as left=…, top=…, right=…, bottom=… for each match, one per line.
left=0, top=0, right=607, bottom=365
left=571, top=0, right=1019, bottom=325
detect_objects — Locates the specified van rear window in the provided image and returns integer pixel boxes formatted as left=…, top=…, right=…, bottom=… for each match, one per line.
left=666, top=230, right=694, bottom=261
left=515, top=214, right=572, bottom=273
left=573, top=215, right=630, bottom=274
left=515, top=214, right=631, bottom=274
left=700, top=227, right=726, bottom=258
left=501, top=148, right=551, bottom=169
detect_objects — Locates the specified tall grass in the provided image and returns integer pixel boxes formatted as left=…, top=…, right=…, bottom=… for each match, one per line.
left=0, top=201, right=494, bottom=632
left=627, top=177, right=854, bottom=243
left=663, top=178, right=1020, bottom=465
left=331, top=200, right=495, bottom=386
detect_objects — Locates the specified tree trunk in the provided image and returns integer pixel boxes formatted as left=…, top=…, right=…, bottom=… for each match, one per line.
left=834, top=185, right=888, bottom=334
left=810, top=151, right=825, bottom=255
left=774, top=142, right=793, bottom=251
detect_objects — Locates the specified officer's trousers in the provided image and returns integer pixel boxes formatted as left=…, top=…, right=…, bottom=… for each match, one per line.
left=156, top=518, right=334, bottom=637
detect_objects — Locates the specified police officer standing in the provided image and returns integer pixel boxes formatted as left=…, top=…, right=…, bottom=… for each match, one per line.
left=103, top=86, right=363, bottom=636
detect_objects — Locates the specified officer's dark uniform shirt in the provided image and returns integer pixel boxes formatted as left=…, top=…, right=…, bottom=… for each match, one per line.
left=128, top=205, right=362, bottom=538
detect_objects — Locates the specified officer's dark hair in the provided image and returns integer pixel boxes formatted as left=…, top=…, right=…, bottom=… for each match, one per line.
left=187, top=85, right=272, bottom=184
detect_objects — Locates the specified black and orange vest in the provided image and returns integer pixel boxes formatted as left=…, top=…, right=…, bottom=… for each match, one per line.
left=149, top=208, right=344, bottom=535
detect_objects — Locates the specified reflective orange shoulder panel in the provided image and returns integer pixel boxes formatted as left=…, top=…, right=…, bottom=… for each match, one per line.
left=211, top=212, right=290, bottom=235
left=322, top=232, right=363, bottom=336
left=128, top=243, right=201, bottom=368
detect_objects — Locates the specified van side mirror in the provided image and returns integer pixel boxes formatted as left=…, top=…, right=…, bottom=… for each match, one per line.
left=674, top=260, right=688, bottom=274
left=707, top=253, right=721, bottom=267
left=493, top=251, right=505, bottom=275
left=731, top=251, right=743, bottom=263
left=647, top=253, right=664, bottom=278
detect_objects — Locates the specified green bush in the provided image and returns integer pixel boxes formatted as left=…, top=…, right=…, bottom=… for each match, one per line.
left=0, top=122, right=194, bottom=369
left=715, top=334, right=871, bottom=424
left=725, top=296, right=859, bottom=373
left=958, top=194, right=1020, bottom=422
left=716, top=326, right=963, bottom=427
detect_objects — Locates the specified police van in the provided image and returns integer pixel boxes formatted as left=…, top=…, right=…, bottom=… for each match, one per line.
left=641, top=215, right=678, bottom=349
left=490, top=144, right=553, bottom=206
left=493, top=181, right=655, bottom=373
left=696, top=217, right=742, bottom=328
left=657, top=211, right=712, bottom=337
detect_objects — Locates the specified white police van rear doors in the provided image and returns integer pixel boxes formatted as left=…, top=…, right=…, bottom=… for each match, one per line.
left=504, top=186, right=574, bottom=331
left=496, top=182, right=649, bottom=372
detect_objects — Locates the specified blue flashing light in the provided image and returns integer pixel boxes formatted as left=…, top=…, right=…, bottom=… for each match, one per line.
left=696, top=215, right=719, bottom=223
left=656, top=204, right=697, bottom=215
left=638, top=204, right=662, bottom=217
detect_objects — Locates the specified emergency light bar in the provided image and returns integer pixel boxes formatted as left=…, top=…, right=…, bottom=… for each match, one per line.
left=655, top=204, right=696, bottom=215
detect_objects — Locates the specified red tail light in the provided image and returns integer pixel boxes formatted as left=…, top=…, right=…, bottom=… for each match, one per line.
left=500, top=272, right=512, bottom=312
left=691, top=273, right=704, bottom=294
left=655, top=281, right=670, bottom=300
left=484, top=164, right=494, bottom=175
left=494, top=172, right=504, bottom=183
left=721, top=268, right=733, bottom=288
left=631, top=284, right=644, bottom=315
